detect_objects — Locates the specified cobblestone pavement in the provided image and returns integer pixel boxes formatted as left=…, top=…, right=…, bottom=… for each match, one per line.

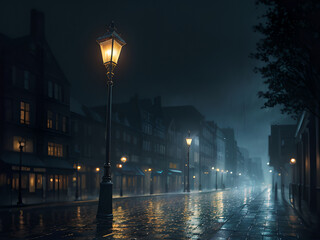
left=0, top=187, right=318, bottom=239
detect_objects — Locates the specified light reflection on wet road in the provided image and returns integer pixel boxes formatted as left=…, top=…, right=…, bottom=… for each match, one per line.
left=0, top=187, right=315, bottom=239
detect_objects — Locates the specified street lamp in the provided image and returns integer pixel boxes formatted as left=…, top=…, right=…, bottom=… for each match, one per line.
left=186, top=131, right=192, bottom=193
left=149, top=168, right=153, bottom=194
left=290, top=158, right=296, bottom=165
left=118, top=156, right=127, bottom=197
left=17, top=138, right=25, bottom=206
left=75, top=165, right=81, bottom=200
left=216, top=168, right=220, bottom=190
left=96, top=22, right=126, bottom=219
left=221, top=170, right=224, bottom=189
left=116, top=163, right=124, bottom=197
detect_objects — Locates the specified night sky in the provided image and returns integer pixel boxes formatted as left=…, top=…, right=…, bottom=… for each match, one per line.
left=0, top=1, right=294, bottom=170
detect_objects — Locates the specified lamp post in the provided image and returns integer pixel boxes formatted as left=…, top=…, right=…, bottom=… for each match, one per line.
left=96, top=22, right=126, bottom=219
left=221, top=170, right=224, bottom=189
left=149, top=168, right=153, bottom=194
left=290, top=158, right=296, bottom=202
left=75, top=165, right=81, bottom=200
left=216, top=168, right=219, bottom=190
left=17, top=139, right=25, bottom=206
left=116, top=163, right=123, bottom=196
left=119, top=157, right=127, bottom=197
left=186, top=132, right=192, bottom=193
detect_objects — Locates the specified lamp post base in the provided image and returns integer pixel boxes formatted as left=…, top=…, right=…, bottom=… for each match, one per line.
left=97, top=181, right=113, bottom=219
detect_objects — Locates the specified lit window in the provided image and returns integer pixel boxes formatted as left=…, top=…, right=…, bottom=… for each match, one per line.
left=20, top=102, right=30, bottom=125
left=48, top=142, right=63, bottom=157
left=13, top=136, right=33, bottom=153
left=47, top=111, right=53, bottom=129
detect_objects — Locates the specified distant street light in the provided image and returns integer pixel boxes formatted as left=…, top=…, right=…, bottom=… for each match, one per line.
left=215, top=169, right=220, bottom=190
left=17, top=138, right=25, bottom=206
left=290, top=158, right=296, bottom=165
left=149, top=168, right=153, bottom=194
left=75, top=164, right=81, bottom=200
left=267, top=162, right=270, bottom=166
left=96, top=22, right=126, bottom=219
left=186, top=131, right=192, bottom=193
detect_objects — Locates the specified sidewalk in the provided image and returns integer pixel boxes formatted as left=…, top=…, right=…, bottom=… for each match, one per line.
left=281, top=187, right=319, bottom=231
left=212, top=188, right=319, bottom=239
left=0, top=187, right=229, bottom=211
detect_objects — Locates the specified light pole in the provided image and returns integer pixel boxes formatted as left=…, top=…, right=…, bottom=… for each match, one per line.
left=186, top=132, right=192, bottom=192
left=216, top=168, right=219, bottom=190
left=211, top=167, right=214, bottom=189
left=75, top=165, right=81, bottom=200
left=119, top=156, right=127, bottom=197
left=149, top=168, right=153, bottom=194
left=17, top=139, right=25, bottom=206
left=96, top=22, right=126, bottom=219
left=221, top=170, right=224, bottom=189
left=290, top=158, right=296, bottom=202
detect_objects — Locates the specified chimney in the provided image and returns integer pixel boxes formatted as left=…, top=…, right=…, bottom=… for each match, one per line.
left=30, top=9, right=45, bottom=41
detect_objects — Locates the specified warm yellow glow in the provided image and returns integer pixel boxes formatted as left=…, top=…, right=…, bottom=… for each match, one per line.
left=221, top=170, right=224, bottom=172
left=290, top=158, right=296, bottom=165
left=99, top=39, right=123, bottom=65
left=186, top=138, right=192, bottom=146
left=216, top=168, right=220, bottom=172
left=278, top=173, right=281, bottom=176
left=96, top=168, right=100, bottom=172
left=148, top=168, right=152, bottom=172
left=77, top=165, right=81, bottom=170
left=19, top=140, right=25, bottom=147
left=121, top=157, right=127, bottom=163
left=50, top=178, right=53, bottom=182
left=117, top=164, right=122, bottom=168
left=193, top=176, right=195, bottom=179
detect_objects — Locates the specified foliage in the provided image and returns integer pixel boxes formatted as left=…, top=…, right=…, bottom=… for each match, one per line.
left=253, top=0, right=320, bottom=118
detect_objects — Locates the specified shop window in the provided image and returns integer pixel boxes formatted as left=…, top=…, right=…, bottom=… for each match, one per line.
left=29, top=173, right=35, bottom=192
left=21, top=174, right=28, bottom=189
left=48, top=175, right=54, bottom=190
left=54, top=175, right=59, bottom=191
left=20, top=101, right=30, bottom=125
left=36, top=174, right=43, bottom=189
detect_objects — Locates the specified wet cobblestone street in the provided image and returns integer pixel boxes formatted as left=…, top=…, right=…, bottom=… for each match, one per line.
left=0, top=187, right=318, bottom=239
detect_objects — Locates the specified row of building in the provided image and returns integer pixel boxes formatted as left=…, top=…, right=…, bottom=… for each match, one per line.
left=268, top=114, right=320, bottom=220
left=0, top=10, right=263, bottom=206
